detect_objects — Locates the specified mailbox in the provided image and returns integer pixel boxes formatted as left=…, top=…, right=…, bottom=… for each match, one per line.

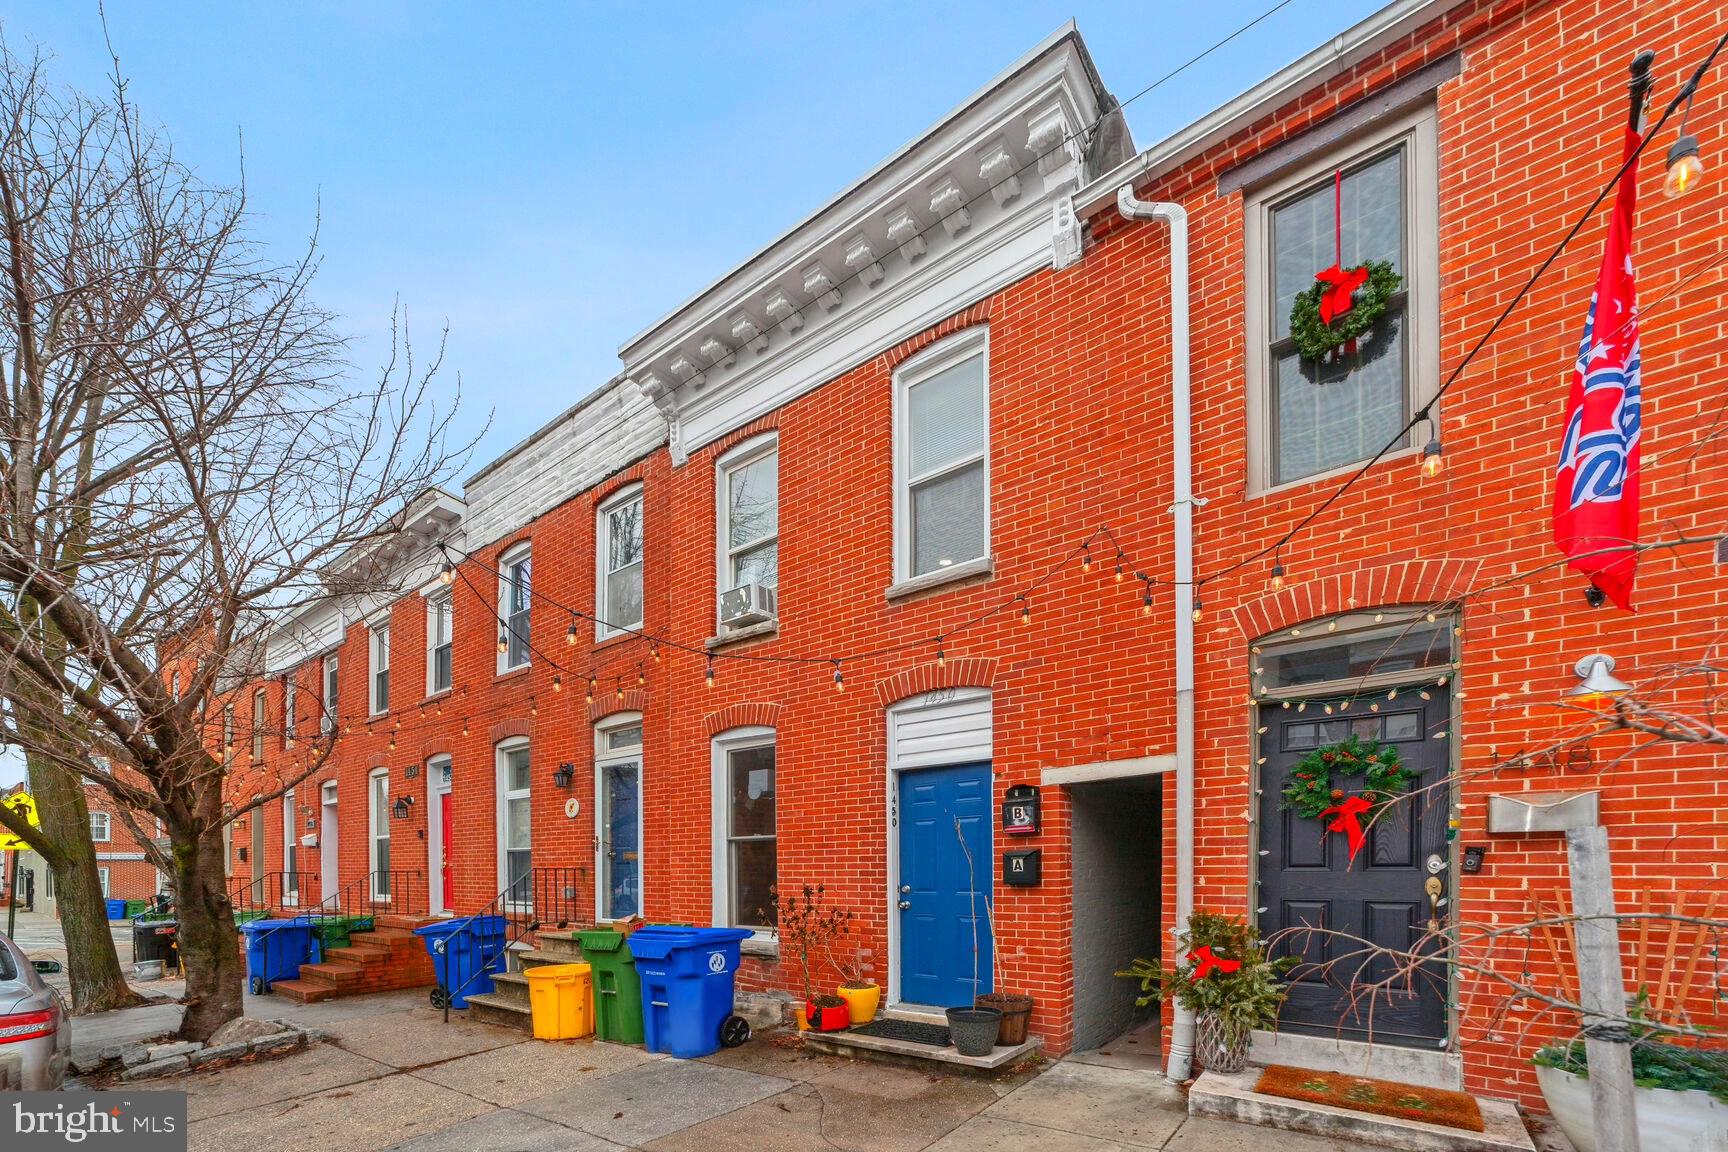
left=1002, top=785, right=1040, bottom=836
left=1003, top=849, right=1042, bottom=886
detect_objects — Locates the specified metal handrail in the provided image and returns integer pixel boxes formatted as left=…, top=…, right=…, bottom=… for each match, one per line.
left=249, top=870, right=424, bottom=951
left=436, top=867, right=583, bottom=1022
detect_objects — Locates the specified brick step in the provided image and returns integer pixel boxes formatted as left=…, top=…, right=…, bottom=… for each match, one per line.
left=325, top=944, right=393, bottom=966
left=269, top=978, right=339, bottom=1004
left=463, top=992, right=533, bottom=1034
left=297, top=962, right=364, bottom=989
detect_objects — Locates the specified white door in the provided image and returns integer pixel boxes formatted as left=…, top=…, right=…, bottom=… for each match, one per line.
left=282, top=791, right=299, bottom=906
left=320, top=782, right=339, bottom=903
left=428, top=757, right=452, bottom=914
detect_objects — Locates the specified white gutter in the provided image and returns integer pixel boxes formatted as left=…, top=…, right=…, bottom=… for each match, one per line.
left=1116, top=185, right=1198, bottom=1083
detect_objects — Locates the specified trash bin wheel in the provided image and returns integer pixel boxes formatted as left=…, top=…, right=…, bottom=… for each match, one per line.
left=429, top=987, right=449, bottom=1009
left=250, top=976, right=267, bottom=996
left=720, top=1014, right=751, bottom=1048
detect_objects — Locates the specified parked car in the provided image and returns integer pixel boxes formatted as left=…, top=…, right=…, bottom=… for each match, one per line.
left=0, top=930, right=69, bottom=1089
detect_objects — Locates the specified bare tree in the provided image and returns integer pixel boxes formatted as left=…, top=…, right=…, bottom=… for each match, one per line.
left=0, top=39, right=469, bottom=1039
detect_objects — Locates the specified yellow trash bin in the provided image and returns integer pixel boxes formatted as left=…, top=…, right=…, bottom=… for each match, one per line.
left=524, top=962, right=594, bottom=1040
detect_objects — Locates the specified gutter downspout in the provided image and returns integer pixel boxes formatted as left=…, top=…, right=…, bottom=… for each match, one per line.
left=1116, top=185, right=1197, bottom=1083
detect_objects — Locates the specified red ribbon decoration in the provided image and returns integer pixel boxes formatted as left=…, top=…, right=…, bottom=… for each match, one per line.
left=1313, top=263, right=1370, bottom=325
left=1319, top=795, right=1375, bottom=865
left=1190, top=945, right=1242, bottom=981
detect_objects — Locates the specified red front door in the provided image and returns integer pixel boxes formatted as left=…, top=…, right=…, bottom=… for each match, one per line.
left=439, top=791, right=454, bottom=908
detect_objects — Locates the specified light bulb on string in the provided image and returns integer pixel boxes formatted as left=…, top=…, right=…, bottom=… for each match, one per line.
left=935, top=639, right=946, bottom=669
left=586, top=676, right=596, bottom=704
left=438, top=561, right=454, bottom=586
left=1191, top=599, right=1204, bottom=624
left=615, top=678, right=625, bottom=701
left=530, top=697, right=538, bottom=717
left=552, top=674, right=562, bottom=693
left=637, top=664, right=646, bottom=687
left=1269, top=555, right=1286, bottom=592
left=462, top=717, right=469, bottom=737
left=566, top=616, right=579, bottom=646
left=1114, top=553, right=1126, bottom=583
left=1141, top=582, right=1154, bottom=616
left=1019, top=597, right=1032, bottom=626
left=832, top=661, right=845, bottom=692
left=1665, top=134, right=1703, bottom=197
left=1421, top=436, right=1444, bottom=478
left=705, top=657, right=716, bottom=689
left=1081, top=544, right=1093, bottom=573
left=497, top=628, right=509, bottom=654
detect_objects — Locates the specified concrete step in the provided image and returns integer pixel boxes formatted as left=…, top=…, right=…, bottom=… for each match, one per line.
left=803, top=1028, right=1040, bottom=1075
left=517, top=949, right=585, bottom=969
left=1188, top=1069, right=1534, bottom=1152
left=487, top=971, right=531, bottom=1006
left=463, top=992, right=533, bottom=1034
left=532, top=930, right=586, bottom=959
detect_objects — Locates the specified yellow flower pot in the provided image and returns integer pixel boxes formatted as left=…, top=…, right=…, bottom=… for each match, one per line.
left=794, top=1002, right=810, bottom=1031
left=837, top=983, right=881, bottom=1025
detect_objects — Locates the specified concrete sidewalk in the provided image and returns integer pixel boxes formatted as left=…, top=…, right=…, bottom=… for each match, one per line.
left=76, top=987, right=1387, bottom=1152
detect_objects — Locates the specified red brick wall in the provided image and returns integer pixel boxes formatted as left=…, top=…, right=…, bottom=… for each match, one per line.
left=222, top=0, right=1728, bottom=1107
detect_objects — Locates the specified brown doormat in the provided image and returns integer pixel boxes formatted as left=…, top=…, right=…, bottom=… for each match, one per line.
left=1253, top=1065, right=1484, bottom=1132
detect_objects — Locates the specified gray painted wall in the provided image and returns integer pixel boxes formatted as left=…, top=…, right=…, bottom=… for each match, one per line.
left=1069, top=776, right=1163, bottom=1052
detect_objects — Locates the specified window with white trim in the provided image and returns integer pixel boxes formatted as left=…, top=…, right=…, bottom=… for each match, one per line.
left=97, top=866, right=110, bottom=898
left=596, top=486, right=644, bottom=637
left=283, top=677, right=297, bottom=746
left=712, top=730, right=776, bottom=931
left=369, top=624, right=391, bottom=715
left=499, top=545, right=532, bottom=671
left=718, top=437, right=778, bottom=601
left=1245, top=105, right=1438, bottom=490
left=427, top=591, right=453, bottom=694
left=252, top=688, right=267, bottom=760
left=369, top=768, right=391, bottom=900
left=89, top=811, right=111, bottom=843
left=595, top=715, right=643, bottom=921
left=498, top=740, right=532, bottom=907
left=322, top=655, right=339, bottom=735
left=222, top=704, right=234, bottom=759
left=894, top=330, right=989, bottom=581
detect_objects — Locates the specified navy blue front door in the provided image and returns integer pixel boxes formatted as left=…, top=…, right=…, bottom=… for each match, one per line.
left=897, top=762, right=993, bottom=1007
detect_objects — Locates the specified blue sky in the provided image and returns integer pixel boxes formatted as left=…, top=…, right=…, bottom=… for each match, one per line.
left=0, top=1, right=1387, bottom=788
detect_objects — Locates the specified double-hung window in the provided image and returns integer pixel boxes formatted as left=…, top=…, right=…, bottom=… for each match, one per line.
left=369, top=768, right=391, bottom=900
left=500, top=545, right=532, bottom=671
left=498, top=741, right=532, bottom=908
left=251, top=689, right=267, bottom=760
left=596, top=486, right=644, bottom=638
left=369, top=624, right=391, bottom=715
left=89, top=811, right=111, bottom=843
left=283, top=677, right=297, bottom=746
left=894, top=330, right=989, bottom=582
left=712, top=730, right=777, bottom=932
left=427, top=592, right=453, bottom=694
left=1245, top=105, right=1438, bottom=490
left=718, top=437, right=778, bottom=602
left=322, top=655, right=339, bottom=735
left=222, top=704, right=234, bottom=759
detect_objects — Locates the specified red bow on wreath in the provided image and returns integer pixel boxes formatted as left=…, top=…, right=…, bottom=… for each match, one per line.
left=1190, top=945, right=1242, bottom=981
left=1314, top=263, right=1370, bottom=325
left=1319, top=794, right=1375, bottom=865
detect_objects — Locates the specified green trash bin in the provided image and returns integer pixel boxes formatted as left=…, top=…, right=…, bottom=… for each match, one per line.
left=310, top=914, right=375, bottom=951
left=123, top=899, right=148, bottom=919
left=233, top=909, right=269, bottom=927
left=576, top=928, right=644, bottom=1044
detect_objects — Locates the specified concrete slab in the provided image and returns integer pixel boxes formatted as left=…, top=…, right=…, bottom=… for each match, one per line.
left=1067, top=1018, right=1164, bottom=1074
left=1190, top=1069, right=1535, bottom=1152
left=1166, top=1114, right=1397, bottom=1152
left=984, top=1060, right=1187, bottom=1150
left=519, top=1056, right=791, bottom=1146
left=806, top=1027, right=1040, bottom=1072
left=176, top=1044, right=397, bottom=1121
left=384, top=1108, right=627, bottom=1152
left=68, top=1001, right=183, bottom=1066
left=187, top=1068, right=492, bottom=1152
left=411, top=1035, right=660, bottom=1106
left=698, top=1031, right=852, bottom=1082
left=924, top=1114, right=1142, bottom=1151
left=318, top=1005, right=521, bottom=1067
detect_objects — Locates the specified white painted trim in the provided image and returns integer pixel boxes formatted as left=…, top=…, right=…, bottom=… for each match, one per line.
left=320, top=781, right=339, bottom=907
left=367, top=623, right=391, bottom=716
left=93, top=852, right=145, bottom=862
left=1042, top=754, right=1175, bottom=787
left=709, top=725, right=776, bottom=941
left=497, top=542, right=533, bottom=674
left=893, top=328, right=991, bottom=584
left=595, top=484, right=645, bottom=640
left=427, top=754, right=452, bottom=915
left=714, top=433, right=779, bottom=632
left=594, top=712, right=645, bottom=922
left=495, top=737, right=532, bottom=905
left=883, top=687, right=993, bottom=1011
left=88, top=811, right=111, bottom=843
left=367, top=767, right=391, bottom=902
left=425, top=590, right=453, bottom=697
left=321, top=655, right=339, bottom=736
left=282, top=790, right=300, bottom=906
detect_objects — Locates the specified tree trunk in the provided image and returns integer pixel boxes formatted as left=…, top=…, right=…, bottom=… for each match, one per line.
left=171, top=792, right=242, bottom=1043
left=27, top=753, right=142, bottom=1014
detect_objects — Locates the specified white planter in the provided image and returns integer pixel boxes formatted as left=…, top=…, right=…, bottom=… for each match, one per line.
left=1535, top=1063, right=1728, bottom=1152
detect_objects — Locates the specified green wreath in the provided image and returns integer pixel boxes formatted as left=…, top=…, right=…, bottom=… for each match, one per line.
left=1288, top=260, right=1402, bottom=362
left=1281, top=733, right=1414, bottom=820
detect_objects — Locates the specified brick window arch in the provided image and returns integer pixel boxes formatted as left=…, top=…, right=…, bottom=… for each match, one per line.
left=1228, top=558, right=1482, bottom=639
left=875, top=657, right=997, bottom=707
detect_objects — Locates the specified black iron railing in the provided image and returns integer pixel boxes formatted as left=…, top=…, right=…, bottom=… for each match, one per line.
left=246, top=870, right=424, bottom=964
left=436, top=867, right=584, bottom=1022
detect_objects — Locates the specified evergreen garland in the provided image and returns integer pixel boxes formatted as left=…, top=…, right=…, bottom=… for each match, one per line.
left=1288, top=260, right=1402, bottom=362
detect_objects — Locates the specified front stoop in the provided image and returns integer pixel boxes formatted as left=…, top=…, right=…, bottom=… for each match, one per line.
left=803, top=1028, right=1040, bottom=1075
left=462, top=929, right=586, bottom=1033
left=268, top=915, right=439, bottom=1004
left=1190, top=1069, right=1535, bottom=1152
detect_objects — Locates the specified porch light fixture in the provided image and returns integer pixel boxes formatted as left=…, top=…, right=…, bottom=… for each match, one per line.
left=552, top=763, right=575, bottom=790
left=390, top=795, right=415, bottom=821
left=1570, top=653, right=1632, bottom=700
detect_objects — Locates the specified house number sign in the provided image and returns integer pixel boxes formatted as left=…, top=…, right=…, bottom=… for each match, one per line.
left=1001, top=784, right=1039, bottom=836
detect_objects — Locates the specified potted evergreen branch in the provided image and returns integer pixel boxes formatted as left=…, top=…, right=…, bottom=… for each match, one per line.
left=1116, top=911, right=1293, bottom=1073
left=946, top=818, right=1002, bottom=1057
left=771, top=884, right=852, bottom=1032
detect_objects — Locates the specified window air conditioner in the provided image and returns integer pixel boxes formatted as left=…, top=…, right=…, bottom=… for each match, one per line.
left=719, top=582, right=777, bottom=627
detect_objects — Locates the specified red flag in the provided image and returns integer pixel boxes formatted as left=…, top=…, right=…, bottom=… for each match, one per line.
left=1553, top=127, right=1643, bottom=610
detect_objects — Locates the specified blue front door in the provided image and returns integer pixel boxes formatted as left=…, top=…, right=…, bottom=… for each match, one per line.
left=897, top=762, right=993, bottom=1008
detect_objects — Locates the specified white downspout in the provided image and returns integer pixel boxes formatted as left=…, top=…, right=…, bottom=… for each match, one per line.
left=1116, top=185, right=1197, bottom=1083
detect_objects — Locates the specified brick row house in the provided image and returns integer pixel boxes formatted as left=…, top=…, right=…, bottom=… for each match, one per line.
left=218, top=0, right=1728, bottom=1107
left=3, top=781, right=165, bottom=913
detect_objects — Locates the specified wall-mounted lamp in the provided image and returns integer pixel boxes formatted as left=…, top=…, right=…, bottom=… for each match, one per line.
left=552, top=763, right=575, bottom=790
left=1571, top=653, right=1631, bottom=700
left=391, top=795, right=416, bottom=821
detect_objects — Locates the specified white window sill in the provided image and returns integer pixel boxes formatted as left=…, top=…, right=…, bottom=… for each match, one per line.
left=740, top=936, right=779, bottom=960
left=884, top=556, right=994, bottom=602
left=706, top=620, right=779, bottom=650
left=1250, top=443, right=1420, bottom=500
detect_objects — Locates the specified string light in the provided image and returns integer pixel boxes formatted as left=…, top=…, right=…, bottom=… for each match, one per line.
left=1420, top=435, right=1444, bottom=478
left=1141, top=580, right=1154, bottom=616
left=651, top=642, right=662, bottom=663
left=1665, top=72, right=1704, bottom=198
left=496, top=629, right=508, bottom=654
left=1019, top=597, right=1032, bottom=626
left=615, top=678, right=625, bottom=701
left=552, top=673, right=562, bottom=693
left=1081, top=545, right=1093, bottom=573
left=462, top=717, right=469, bottom=737
left=586, top=676, right=596, bottom=704
left=637, top=663, right=646, bottom=687
left=438, top=561, right=454, bottom=586
left=1269, top=557, right=1286, bottom=592
left=566, top=615, right=579, bottom=646
left=529, top=697, right=538, bottom=717
left=1191, top=599, right=1204, bottom=624
left=1114, top=553, right=1126, bottom=583
left=705, top=657, right=715, bottom=689
left=832, top=660, right=845, bottom=692
left=936, top=639, right=946, bottom=668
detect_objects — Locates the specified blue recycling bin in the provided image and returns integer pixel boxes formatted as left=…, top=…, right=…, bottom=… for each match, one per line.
left=105, top=898, right=127, bottom=921
left=630, top=926, right=754, bottom=1058
left=414, top=915, right=507, bottom=1009
left=240, top=919, right=321, bottom=994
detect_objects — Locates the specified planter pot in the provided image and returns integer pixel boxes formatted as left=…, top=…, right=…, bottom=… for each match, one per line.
left=793, top=1003, right=809, bottom=1031
left=976, top=993, right=1033, bottom=1046
left=1536, top=1063, right=1728, bottom=1152
left=806, top=997, right=851, bottom=1033
left=946, top=1006, right=1003, bottom=1058
left=1195, top=1010, right=1252, bottom=1074
left=837, top=983, right=881, bottom=1025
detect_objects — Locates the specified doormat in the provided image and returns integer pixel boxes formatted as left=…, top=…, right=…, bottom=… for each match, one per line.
left=850, top=1018, right=951, bottom=1047
left=1253, top=1065, right=1484, bottom=1132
